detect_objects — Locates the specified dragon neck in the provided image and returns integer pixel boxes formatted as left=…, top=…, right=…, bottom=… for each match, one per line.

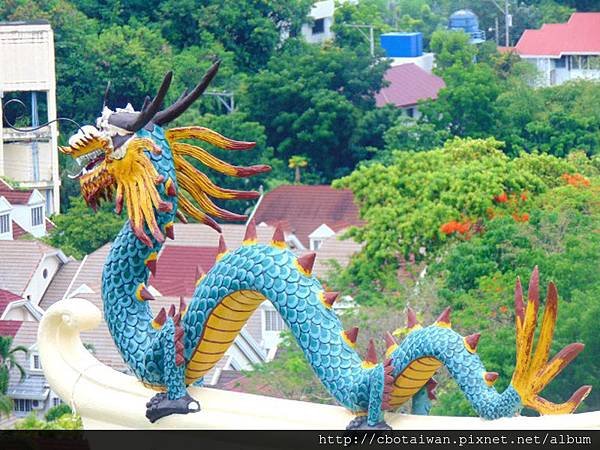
left=101, top=126, right=178, bottom=377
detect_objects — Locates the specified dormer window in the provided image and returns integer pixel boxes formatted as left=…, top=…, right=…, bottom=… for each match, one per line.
left=32, top=353, right=42, bottom=370
left=0, top=213, right=9, bottom=234
left=31, top=206, right=43, bottom=226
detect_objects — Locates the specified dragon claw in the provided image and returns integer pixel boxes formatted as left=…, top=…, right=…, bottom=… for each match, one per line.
left=346, top=416, right=392, bottom=430
left=145, top=392, right=201, bottom=423
left=511, top=269, right=590, bottom=415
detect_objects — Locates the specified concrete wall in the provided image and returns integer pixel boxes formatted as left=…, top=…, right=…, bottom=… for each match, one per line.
left=0, top=22, right=60, bottom=214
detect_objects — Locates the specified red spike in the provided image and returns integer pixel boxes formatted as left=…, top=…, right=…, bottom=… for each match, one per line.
left=174, top=327, right=184, bottom=341
left=165, top=223, right=175, bottom=240
left=569, top=385, right=592, bottom=410
left=323, top=292, right=339, bottom=307
left=243, top=219, right=257, bottom=243
left=365, top=339, right=378, bottom=364
left=168, top=304, right=176, bottom=317
left=465, top=333, right=481, bottom=352
left=381, top=401, right=391, bottom=410
left=297, top=252, right=316, bottom=276
left=176, top=210, right=188, bottom=224
left=426, top=378, right=438, bottom=400
left=484, top=372, right=499, bottom=385
left=384, top=374, right=394, bottom=384
left=155, top=175, right=165, bottom=185
left=165, top=178, right=177, bottom=196
left=175, top=354, right=185, bottom=366
left=384, top=332, right=397, bottom=349
left=272, top=223, right=285, bottom=246
left=515, top=277, right=525, bottom=324
left=383, top=385, right=393, bottom=394
left=153, top=308, right=167, bottom=327
left=115, top=193, right=124, bottom=215
left=139, top=286, right=155, bottom=301
left=407, top=307, right=419, bottom=329
left=548, top=342, right=585, bottom=373
left=435, top=307, right=451, bottom=326
left=218, top=235, right=227, bottom=255
left=173, top=313, right=181, bottom=325
left=345, top=327, right=359, bottom=345
left=528, top=266, right=540, bottom=311
left=384, top=365, right=393, bottom=375
left=158, top=200, right=173, bottom=213
left=146, top=258, right=157, bottom=277
left=179, top=296, right=187, bottom=313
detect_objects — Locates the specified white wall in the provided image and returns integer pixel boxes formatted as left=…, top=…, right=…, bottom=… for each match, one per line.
left=0, top=22, right=60, bottom=214
left=23, top=253, right=61, bottom=306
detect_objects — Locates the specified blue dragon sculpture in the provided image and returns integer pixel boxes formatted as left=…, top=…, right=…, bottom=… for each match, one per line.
left=59, top=62, right=591, bottom=429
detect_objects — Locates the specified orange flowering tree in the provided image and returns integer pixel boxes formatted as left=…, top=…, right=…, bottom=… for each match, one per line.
left=334, top=137, right=588, bottom=300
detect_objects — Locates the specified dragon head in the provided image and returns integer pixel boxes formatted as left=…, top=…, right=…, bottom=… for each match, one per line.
left=60, top=61, right=270, bottom=247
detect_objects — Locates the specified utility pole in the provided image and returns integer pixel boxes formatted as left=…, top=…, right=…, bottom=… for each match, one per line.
left=205, top=91, right=235, bottom=114
left=489, top=0, right=511, bottom=46
left=341, top=23, right=376, bottom=57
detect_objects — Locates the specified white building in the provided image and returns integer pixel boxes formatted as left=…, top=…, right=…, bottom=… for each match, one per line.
left=0, top=20, right=60, bottom=215
left=301, top=0, right=359, bottom=44
left=514, top=13, right=600, bottom=87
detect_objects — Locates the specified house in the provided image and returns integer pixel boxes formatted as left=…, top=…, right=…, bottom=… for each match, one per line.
left=375, top=63, right=445, bottom=118
left=514, top=13, right=600, bottom=87
left=0, top=20, right=60, bottom=214
left=301, top=0, right=357, bottom=44
left=0, top=179, right=54, bottom=240
left=252, top=185, right=363, bottom=251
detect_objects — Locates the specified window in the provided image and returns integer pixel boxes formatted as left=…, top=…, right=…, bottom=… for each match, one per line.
left=32, top=353, right=42, bottom=370
left=310, top=239, right=323, bottom=251
left=53, top=397, right=62, bottom=407
left=0, top=213, right=9, bottom=234
left=264, top=310, right=285, bottom=332
left=312, top=18, right=325, bottom=35
left=555, top=56, right=566, bottom=68
left=31, top=206, right=43, bottom=226
left=14, top=399, right=33, bottom=412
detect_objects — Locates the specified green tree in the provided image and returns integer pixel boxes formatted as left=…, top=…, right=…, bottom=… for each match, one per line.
left=0, top=336, right=27, bottom=417
left=420, top=63, right=502, bottom=138
left=288, top=155, right=309, bottom=184
left=45, top=197, right=124, bottom=258
left=244, top=39, right=388, bottom=181
left=45, top=403, right=72, bottom=422
left=333, top=138, right=578, bottom=303
left=430, top=178, right=600, bottom=414
left=429, top=29, right=476, bottom=72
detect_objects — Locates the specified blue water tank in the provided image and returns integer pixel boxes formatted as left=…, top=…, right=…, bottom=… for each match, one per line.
left=448, top=9, right=485, bottom=43
left=449, top=9, right=479, bottom=33
left=380, top=32, right=423, bottom=58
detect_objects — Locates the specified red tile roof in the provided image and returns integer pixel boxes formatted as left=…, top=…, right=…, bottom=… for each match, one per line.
left=12, top=220, right=27, bottom=239
left=0, top=183, right=33, bottom=205
left=149, top=246, right=219, bottom=297
left=0, top=288, right=22, bottom=316
left=515, top=13, right=600, bottom=57
left=0, top=320, right=22, bottom=337
left=375, top=63, right=445, bottom=108
left=253, top=185, right=363, bottom=247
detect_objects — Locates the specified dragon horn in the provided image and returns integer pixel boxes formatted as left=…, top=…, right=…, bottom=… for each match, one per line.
left=243, top=219, right=257, bottom=244
left=434, top=307, right=451, bottom=327
left=296, top=253, right=316, bottom=276
left=365, top=339, right=378, bottom=364
left=154, top=60, right=221, bottom=126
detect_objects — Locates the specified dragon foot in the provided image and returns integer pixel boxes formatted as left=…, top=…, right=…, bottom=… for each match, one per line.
left=145, top=392, right=201, bottom=423
left=346, top=416, right=392, bottom=430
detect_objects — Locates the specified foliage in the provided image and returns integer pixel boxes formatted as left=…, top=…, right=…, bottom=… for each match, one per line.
left=45, top=403, right=73, bottom=422
left=429, top=179, right=600, bottom=414
left=334, top=137, right=585, bottom=303
left=429, top=30, right=476, bottom=72
left=244, top=39, right=388, bottom=182
left=14, top=412, right=83, bottom=429
left=45, top=197, right=124, bottom=258
left=242, top=331, right=333, bottom=404
left=0, top=336, right=28, bottom=417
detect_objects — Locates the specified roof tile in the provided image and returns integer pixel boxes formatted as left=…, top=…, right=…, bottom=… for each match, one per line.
left=375, top=63, right=445, bottom=108
left=515, top=13, right=600, bottom=57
